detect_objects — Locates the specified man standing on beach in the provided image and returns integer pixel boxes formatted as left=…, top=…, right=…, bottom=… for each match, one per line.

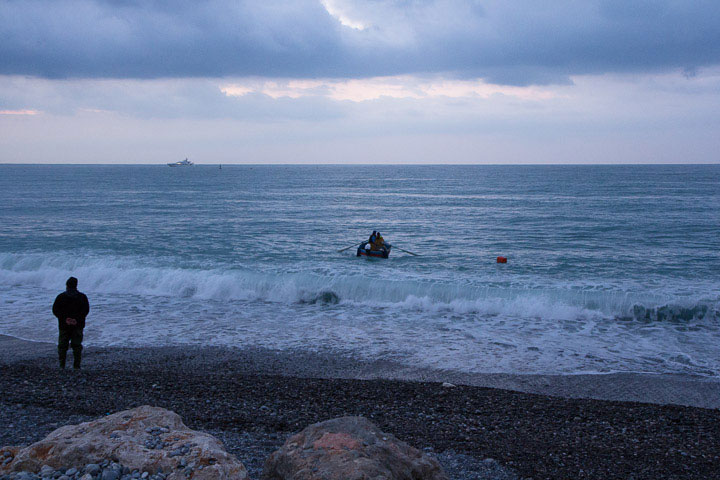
left=52, top=277, right=90, bottom=370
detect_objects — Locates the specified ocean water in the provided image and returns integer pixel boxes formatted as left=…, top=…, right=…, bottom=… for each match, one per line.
left=0, top=164, right=718, bottom=376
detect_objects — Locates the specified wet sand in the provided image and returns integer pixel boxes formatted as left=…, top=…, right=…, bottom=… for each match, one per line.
left=2, top=335, right=718, bottom=409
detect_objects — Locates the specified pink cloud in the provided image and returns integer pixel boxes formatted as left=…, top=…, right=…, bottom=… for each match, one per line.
left=221, top=76, right=557, bottom=102
left=0, top=109, right=40, bottom=115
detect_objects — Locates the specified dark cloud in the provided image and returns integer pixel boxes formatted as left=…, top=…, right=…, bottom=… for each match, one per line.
left=1, top=0, right=719, bottom=84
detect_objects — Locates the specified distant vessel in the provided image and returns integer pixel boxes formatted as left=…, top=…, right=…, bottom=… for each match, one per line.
left=168, top=158, right=193, bottom=167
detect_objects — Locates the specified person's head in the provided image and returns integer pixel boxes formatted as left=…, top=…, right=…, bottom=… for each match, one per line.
left=377, top=232, right=381, bottom=237
left=372, top=231, right=376, bottom=235
left=66, top=277, right=78, bottom=290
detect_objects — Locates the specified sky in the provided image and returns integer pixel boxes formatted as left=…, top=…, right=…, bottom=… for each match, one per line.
left=1, top=0, right=720, bottom=164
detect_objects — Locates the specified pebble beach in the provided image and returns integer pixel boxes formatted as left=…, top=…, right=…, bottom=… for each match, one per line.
left=2, top=336, right=719, bottom=480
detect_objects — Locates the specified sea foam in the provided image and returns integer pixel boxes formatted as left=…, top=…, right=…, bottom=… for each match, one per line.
left=1, top=252, right=716, bottom=324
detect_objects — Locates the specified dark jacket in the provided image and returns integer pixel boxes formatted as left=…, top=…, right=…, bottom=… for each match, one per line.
left=52, top=288, right=90, bottom=330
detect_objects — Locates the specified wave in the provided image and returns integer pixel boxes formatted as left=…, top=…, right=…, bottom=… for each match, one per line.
left=1, top=252, right=717, bottom=323
left=626, top=304, right=713, bottom=323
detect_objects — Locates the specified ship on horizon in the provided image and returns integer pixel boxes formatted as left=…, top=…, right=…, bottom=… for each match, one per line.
left=167, top=158, right=194, bottom=167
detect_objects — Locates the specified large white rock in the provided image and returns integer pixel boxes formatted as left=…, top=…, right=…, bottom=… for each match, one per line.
left=0, top=406, right=247, bottom=480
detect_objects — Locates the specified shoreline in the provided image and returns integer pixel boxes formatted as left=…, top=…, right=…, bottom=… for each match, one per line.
left=2, top=334, right=719, bottom=410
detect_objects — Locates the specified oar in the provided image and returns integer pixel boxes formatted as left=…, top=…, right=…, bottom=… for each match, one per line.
left=338, top=242, right=363, bottom=253
left=387, top=244, right=419, bottom=256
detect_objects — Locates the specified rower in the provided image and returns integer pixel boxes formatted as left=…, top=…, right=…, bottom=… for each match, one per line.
left=373, top=232, right=387, bottom=252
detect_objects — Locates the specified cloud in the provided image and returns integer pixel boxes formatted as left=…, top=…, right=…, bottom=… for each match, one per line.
left=320, top=0, right=367, bottom=30
left=2, top=69, right=720, bottom=164
left=0, top=109, right=40, bottom=115
left=1, top=0, right=720, bottom=84
left=221, top=76, right=557, bottom=102
left=3, top=68, right=720, bottom=129
left=0, top=75, right=348, bottom=121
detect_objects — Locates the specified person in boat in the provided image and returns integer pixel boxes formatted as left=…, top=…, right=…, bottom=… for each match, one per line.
left=373, top=232, right=387, bottom=252
left=365, top=231, right=377, bottom=250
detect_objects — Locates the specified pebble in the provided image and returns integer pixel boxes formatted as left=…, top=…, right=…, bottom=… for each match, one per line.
left=38, top=467, right=54, bottom=479
left=0, top=463, right=174, bottom=480
left=100, top=470, right=119, bottom=480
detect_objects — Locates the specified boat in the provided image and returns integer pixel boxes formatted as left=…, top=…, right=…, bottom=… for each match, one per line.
left=168, top=158, right=194, bottom=167
left=357, top=241, right=392, bottom=258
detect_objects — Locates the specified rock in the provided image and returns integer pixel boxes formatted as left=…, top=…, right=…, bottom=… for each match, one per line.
left=441, top=382, right=456, bottom=388
left=65, top=468, right=78, bottom=477
left=262, top=416, right=448, bottom=480
left=0, top=406, right=247, bottom=480
left=101, top=470, right=119, bottom=480
left=80, top=474, right=93, bottom=480
left=40, top=466, right=55, bottom=477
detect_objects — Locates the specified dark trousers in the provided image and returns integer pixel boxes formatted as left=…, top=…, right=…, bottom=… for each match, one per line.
left=58, top=327, right=83, bottom=369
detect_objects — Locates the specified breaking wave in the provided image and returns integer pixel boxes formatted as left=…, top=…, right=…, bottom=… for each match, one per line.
left=1, top=252, right=717, bottom=323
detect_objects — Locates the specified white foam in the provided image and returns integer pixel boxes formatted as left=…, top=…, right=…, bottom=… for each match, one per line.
left=0, top=252, right=717, bottom=323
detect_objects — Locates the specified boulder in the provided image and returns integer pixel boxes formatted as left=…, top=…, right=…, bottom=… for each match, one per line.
left=0, top=406, right=247, bottom=480
left=262, top=416, right=447, bottom=480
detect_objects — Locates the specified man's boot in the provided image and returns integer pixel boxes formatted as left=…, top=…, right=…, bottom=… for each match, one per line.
left=58, top=347, right=67, bottom=369
left=72, top=346, right=82, bottom=370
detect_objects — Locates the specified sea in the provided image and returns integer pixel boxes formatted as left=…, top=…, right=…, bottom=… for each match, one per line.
left=0, top=164, right=718, bottom=377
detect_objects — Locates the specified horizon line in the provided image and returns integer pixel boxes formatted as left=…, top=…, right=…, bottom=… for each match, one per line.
left=1, top=162, right=719, bottom=167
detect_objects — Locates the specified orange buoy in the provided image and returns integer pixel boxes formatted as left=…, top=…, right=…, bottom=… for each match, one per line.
left=497, top=256, right=507, bottom=263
